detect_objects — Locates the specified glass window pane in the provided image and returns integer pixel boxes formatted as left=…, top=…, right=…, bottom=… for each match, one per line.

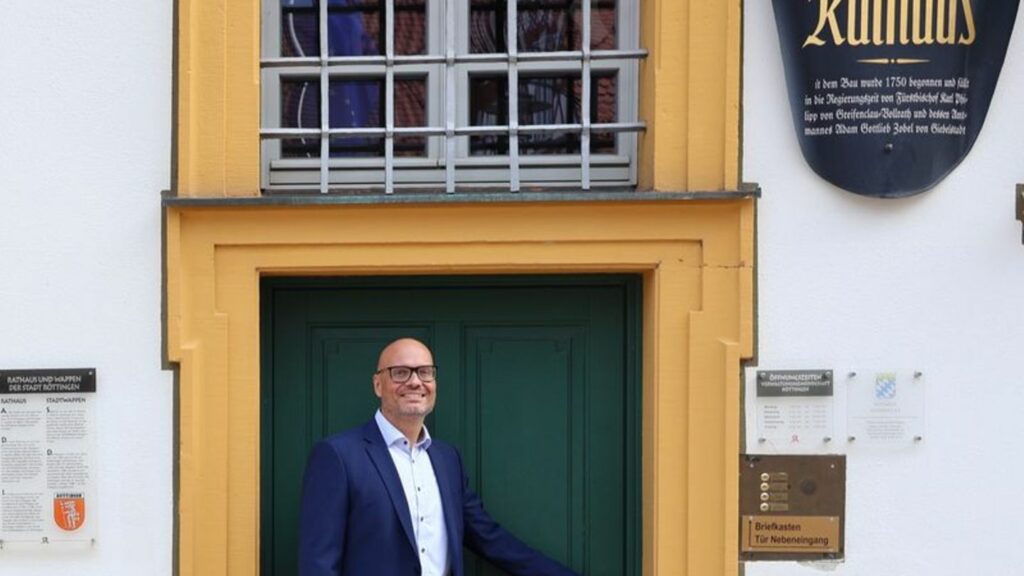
left=327, top=0, right=426, bottom=56
left=589, top=74, right=618, bottom=154
left=469, top=76, right=509, bottom=156
left=519, top=75, right=578, bottom=155
left=395, top=78, right=428, bottom=157
left=469, top=73, right=617, bottom=156
left=469, top=0, right=505, bottom=54
left=470, top=0, right=617, bottom=54
left=325, top=77, right=426, bottom=157
left=329, top=78, right=382, bottom=157
left=281, top=0, right=319, bottom=57
left=328, top=0, right=383, bottom=56
left=395, top=0, right=428, bottom=55
left=591, top=0, right=617, bottom=50
left=519, top=0, right=578, bottom=53
left=281, top=78, right=321, bottom=158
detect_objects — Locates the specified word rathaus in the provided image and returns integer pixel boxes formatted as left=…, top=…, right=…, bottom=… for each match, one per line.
left=803, top=0, right=977, bottom=48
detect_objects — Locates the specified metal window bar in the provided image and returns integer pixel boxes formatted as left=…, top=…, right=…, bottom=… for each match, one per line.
left=507, top=0, right=520, bottom=192
left=384, top=0, right=395, bottom=193
left=261, top=49, right=650, bottom=69
left=581, top=0, right=592, bottom=190
left=262, top=121, right=645, bottom=140
left=318, top=0, right=329, bottom=194
left=445, top=0, right=456, bottom=193
left=261, top=1, right=650, bottom=194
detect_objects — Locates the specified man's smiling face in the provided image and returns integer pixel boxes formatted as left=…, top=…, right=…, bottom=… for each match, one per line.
left=374, top=338, right=437, bottom=421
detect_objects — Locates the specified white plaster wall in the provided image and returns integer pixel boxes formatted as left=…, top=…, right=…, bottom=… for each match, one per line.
left=745, top=2, right=1024, bottom=575
left=0, top=0, right=173, bottom=574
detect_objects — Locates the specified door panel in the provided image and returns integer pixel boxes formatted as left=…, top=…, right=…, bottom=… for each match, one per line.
left=261, top=277, right=640, bottom=576
left=470, top=329, right=581, bottom=574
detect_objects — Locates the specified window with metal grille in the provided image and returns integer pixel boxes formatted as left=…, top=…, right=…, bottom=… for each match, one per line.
left=261, top=0, right=644, bottom=194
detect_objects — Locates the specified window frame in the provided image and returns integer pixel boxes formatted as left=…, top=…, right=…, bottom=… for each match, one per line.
left=260, top=0, right=642, bottom=193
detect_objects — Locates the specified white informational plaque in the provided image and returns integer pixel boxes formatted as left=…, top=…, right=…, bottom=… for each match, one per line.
left=751, top=370, right=835, bottom=454
left=846, top=371, right=925, bottom=447
left=0, top=369, right=97, bottom=547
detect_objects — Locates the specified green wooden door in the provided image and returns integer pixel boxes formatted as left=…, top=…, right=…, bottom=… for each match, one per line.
left=261, top=276, right=640, bottom=576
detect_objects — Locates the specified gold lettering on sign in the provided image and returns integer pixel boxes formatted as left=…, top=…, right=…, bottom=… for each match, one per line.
left=805, top=0, right=844, bottom=46
left=803, top=0, right=976, bottom=48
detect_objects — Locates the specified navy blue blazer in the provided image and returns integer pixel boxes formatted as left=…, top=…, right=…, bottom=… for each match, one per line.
left=299, top=420, right=579, bottom=576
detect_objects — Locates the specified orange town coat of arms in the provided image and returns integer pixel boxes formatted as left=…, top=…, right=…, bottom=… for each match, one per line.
left=53, top=494, right=86, bottom=532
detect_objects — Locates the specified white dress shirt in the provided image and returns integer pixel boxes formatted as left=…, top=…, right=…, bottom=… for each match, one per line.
left=375, top=410, right=450, bottom=576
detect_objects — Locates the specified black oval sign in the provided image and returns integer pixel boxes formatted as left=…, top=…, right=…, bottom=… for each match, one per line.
left=772, top=0, right=1019, bottom=197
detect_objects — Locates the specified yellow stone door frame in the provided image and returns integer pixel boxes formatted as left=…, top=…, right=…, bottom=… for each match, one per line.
left=171, top=0, right=750, bottom=573
left=165, top=198, right=754, bottom=576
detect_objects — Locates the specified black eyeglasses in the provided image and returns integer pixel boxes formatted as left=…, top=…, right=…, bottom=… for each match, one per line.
left=375, top=365, right=437, bottom=384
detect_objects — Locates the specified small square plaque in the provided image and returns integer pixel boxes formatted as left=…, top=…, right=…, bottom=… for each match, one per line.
left=846, top=370, right=925, bottom=446
left=750, top=370, right=835, bottom=453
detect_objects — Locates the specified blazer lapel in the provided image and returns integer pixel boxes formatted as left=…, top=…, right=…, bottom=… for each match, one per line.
left=363, top=421, right=417, bottom=552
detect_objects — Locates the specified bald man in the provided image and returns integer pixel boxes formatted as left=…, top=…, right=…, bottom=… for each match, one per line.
left=299, top=338, right=578, bottom=576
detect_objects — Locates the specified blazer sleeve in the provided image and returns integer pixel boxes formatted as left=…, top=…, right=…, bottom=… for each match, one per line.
left=457, top=450, right=580, bottom=576
left=299, top=440, right=349, bottom=576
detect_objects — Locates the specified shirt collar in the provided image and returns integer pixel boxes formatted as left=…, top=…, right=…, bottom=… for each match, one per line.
left=375, top=409, right=432, bottom=450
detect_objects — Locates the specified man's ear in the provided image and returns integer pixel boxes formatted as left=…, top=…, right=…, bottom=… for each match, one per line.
left=372, top=375, right=383, bottom=399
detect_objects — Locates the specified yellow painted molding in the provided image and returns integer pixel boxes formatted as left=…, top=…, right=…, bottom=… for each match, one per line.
left=175, top=0, right=260, bottom=197
left=165, top=199, right=754, bottom=576
left=639, top=0, right=742, bottom=191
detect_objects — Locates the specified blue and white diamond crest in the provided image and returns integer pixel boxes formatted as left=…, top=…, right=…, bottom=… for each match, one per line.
left=875, top=373, right=897, bottom=400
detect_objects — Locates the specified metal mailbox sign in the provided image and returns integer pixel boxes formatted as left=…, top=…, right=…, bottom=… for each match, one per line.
left=740, top=454, right=846, bottom=561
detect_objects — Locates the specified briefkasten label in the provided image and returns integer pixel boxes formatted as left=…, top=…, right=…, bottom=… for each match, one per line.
left=741, top=515, right=841, bottom=553
left=772, top=0, right=1020, bottom=197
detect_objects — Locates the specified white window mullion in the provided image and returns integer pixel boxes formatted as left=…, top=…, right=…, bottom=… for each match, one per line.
left=384, top=0, right=396, bottom=193
left=318, top=0, right=330, bottom=194
left=507, top=0, right=520, bottom=192
left=581, top=0, right=593, bottom=190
